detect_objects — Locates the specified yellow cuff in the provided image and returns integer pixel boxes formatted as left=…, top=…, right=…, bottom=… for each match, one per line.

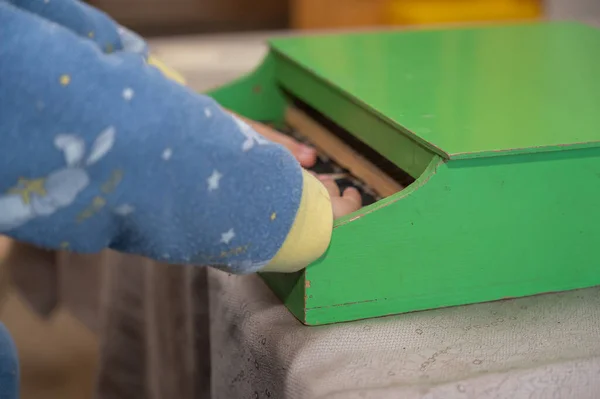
left=147, top=55, right=186, bottom=85
left=261, top=170, right=333, bottom=273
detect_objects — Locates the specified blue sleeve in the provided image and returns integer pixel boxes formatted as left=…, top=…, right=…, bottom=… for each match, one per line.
left=5, top=0, right=148, bottom=55
left=0, top=3, right=304, bottom=274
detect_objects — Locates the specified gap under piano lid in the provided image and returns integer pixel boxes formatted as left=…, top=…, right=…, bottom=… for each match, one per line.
left=260, top=96, right=416, bottom=208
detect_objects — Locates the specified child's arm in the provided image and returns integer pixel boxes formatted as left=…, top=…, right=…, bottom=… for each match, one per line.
left=9, top=0, right=319, bottom=167
left=6, top=0, right=147, bottom=56
left=0, top=3, right=352, bottom=274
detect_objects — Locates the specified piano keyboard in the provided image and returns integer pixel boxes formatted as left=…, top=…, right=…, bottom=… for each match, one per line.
left=270, top=123, right=381, bottom=206
left=263, top=99, right=415, bottom=209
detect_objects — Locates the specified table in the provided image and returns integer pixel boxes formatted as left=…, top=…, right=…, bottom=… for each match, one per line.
left=209, top=271, right=600, bottom=398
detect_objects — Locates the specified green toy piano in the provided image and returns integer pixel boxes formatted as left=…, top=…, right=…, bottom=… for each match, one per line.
left=208, top=21, right=600, bottom=326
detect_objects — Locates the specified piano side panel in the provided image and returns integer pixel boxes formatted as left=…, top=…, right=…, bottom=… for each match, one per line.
left=260, top=270, right=307, bottom=322
left=207, top=53, right=288, bottom=124
left=293, top=147, right=600, bottom=325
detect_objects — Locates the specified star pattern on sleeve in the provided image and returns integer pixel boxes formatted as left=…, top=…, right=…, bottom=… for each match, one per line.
left=7, top=178, right=47, bottom=205
left=122, top=88, right=134, bottom=101
left=220, top=228, right=235, bottom=244
left=114, top=204, right=135, bottom=216
left=207, top=170, right=222, bottom=192
left=60, top=74, right=71, bottom=86
left=231, top=115, right=269, bottom=152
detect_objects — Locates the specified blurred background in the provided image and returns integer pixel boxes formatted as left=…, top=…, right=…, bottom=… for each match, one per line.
left=85, top=0, right=600, bottom=36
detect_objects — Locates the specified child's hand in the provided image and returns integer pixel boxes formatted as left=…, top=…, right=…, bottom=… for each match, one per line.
left=252, top=123, right=317, bottom=168
left=229, top=113, right=361, bottom=218
left=318, top=175, right=362, bottom=219
left=225, top=110, right=317, bottom=168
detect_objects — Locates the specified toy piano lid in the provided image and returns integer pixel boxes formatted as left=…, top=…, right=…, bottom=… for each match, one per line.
left=269, top=22, right=600, bottom=161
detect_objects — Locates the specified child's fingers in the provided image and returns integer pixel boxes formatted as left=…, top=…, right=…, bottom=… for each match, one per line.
left=342, top=187, right=362, bottom=209
left=294, top=145, right=317, bottom=168
left=226, top=110, right=317, bottom=167
left=252, top=123, right=317, bottom=167
left=320, top=178, right=341, bottom=198
left=332, top=198, right=356, bottom=219
left=331, top=188, right=363, bottom=219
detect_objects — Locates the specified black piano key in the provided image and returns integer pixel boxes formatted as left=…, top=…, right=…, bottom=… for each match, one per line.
left=260, top=123, right=382, bottom=207
left=309, top=155, right=336, bottom=174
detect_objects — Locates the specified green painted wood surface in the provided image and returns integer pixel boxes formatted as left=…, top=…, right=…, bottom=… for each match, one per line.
left=269, top=22, right=600, bottom=160
left=274, top=54, right=435, bottom=178
left=211, top=22, right=600, bottom=326
left=208, top=53, right=287, bottom=122
left=264, top=146, right=600, bottom=325
left=306, top=148, right=600, bottom=324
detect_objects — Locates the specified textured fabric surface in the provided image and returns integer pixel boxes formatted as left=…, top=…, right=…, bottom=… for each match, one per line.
left=4, top=0, right=130, bottom=54
left=209, top=270, right=600, bottom=399
left=0, top=323, right=18, bottom=399
left=0, top=241, right=210, bottom=399
left=59, top=250, right=212, bottom=399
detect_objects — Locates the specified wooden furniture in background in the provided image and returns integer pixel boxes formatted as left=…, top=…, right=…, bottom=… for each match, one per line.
left=290, top=0, right=542, bottom=30
left=88, top=0, right=288, bottom=35
left=290, top=0, right=389, bottom=30
left=387, top=0, right=542, bottom=25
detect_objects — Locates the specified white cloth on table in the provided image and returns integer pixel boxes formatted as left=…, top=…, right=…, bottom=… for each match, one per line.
left=209, top=269, right=600, bottom=399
